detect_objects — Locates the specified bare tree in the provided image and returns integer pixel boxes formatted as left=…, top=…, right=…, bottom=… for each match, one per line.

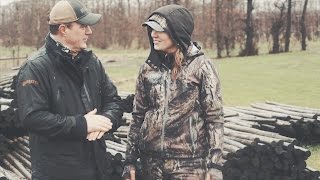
left=270, top=2, right=286, bottom=54
left=300, top=0, right=308, bottom=50
left=167, top=0, right=181, bottom=4
left=1, top=0, right=320, bottom=55
left=14, top=3, right=22, bottom=59
left=215, top=0, right=223, bottom=58
left=240, top=0, right=257, bottom=56
left=100, top=0, right=109, bottom=49
left=201, top=0, right=206, bottom=48
left=284, top=0, right=292, bottom=52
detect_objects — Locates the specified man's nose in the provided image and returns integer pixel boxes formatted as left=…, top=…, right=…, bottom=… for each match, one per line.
left=86, top=26, right=92, bottom=35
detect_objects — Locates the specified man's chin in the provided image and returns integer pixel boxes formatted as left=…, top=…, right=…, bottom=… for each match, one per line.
left=80, top=45, right=88, bottom=50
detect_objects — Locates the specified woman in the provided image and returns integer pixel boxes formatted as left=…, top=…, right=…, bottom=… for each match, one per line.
left=123, top=4, right=224, bottom=180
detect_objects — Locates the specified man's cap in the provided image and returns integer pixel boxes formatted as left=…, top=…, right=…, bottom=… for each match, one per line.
left=142, top=14, right=167, bottom=32
left=49, top=0, right=101, bottom=26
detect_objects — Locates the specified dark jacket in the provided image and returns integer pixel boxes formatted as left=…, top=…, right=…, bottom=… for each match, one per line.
left=17, top=34, right=123, bottom=180
left=126, top=5, right=224, bottom=169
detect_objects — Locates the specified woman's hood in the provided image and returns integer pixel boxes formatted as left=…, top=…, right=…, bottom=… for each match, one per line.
left=147, top=4, right=194, bottom=53
left=143, top=5, right=195, bottom=69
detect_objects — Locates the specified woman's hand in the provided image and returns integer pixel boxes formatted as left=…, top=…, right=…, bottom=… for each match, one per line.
left=122, top=164, right=136, bottom=180
left=205, top=168, right=223, bottom=180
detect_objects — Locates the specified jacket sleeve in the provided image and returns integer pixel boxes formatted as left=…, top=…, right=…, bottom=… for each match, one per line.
left=125, top=65, right=148, bottom=165
left=199, top=59, right=224, bottom=168
left=99, top=61, right=123, bottom=132
left=17, top=61, right=87, bottom=139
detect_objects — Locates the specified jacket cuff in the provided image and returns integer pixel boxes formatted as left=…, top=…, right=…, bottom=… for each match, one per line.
left=70, top=115, right=87, bottom=138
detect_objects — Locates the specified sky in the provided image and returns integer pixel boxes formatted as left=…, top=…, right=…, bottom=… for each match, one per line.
left=0, top=0, right=15, bottom=6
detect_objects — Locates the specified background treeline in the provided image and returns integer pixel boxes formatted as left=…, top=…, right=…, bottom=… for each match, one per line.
left=0, top=0, right=319, bottom=58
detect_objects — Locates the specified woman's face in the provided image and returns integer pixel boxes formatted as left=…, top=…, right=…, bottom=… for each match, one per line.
left=151, top=30, right=177, bottom=54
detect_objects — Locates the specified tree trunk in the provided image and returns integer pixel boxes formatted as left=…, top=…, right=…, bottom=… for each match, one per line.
left=215, top=0, right=223, bottom=58
left=270, top=2, right=286, bottom=54
left=285, top=0, right=292, bottom=52
left=202, top=0, right=206, bottom=48
left=300, top=0, right=308, bottom=51
left=243, top=0, right=255, bottom=56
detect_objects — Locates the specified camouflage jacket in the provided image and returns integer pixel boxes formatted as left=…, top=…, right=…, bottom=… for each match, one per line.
left=126, top=45, right=224, bottom=167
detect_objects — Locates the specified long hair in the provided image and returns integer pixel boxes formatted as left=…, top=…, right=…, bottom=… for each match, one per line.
left=171, top=48, right=184, bottom=80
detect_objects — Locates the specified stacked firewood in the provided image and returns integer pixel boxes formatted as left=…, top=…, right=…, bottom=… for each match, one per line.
left=0, top=135, right=30, bottom=179
left=118, top=111, right=320, bottom=180
left=0, top=75, right=23, bottom=136
left=222, top=140, right=320, bottom=180
left=222, top=112, right=320, bottom=180
left=0, top=134, right=138, bottom=180
left=226, top=102, right=320, bottom=143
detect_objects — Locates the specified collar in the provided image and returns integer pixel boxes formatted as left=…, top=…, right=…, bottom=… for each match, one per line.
left=145, top=49, right=164, bottom=70
left=46, top=34, right=93, bottom=66
left=49, top=33, right=74, bottom=54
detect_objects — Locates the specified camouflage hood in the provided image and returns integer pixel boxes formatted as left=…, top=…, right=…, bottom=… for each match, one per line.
left=149, top=4, right=194, bottom=53
left=144, top=5, right=197, bottom=69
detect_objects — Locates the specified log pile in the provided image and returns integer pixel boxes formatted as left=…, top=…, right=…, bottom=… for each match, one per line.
left=0, top=134, right=139, bottom=180
left=0, top=135, right=30, bottom=179
left=118, top=111, right=320, bottom=180
left=0, top=73, right=319, bottom=179
left=226, top=101, right=320, bottom=143
left=0, top=75, right=24, bottom=136
left=223, top=140, right=320, bottom=180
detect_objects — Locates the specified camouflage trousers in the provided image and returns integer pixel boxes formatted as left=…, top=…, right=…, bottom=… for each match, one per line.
left=140, top=156, right=223, bottom=180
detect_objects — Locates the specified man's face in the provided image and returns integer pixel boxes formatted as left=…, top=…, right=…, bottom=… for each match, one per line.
left=63, top=22, right=92, bottom=52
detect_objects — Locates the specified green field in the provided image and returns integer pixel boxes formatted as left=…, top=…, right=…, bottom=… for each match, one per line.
left=102, top=46, right=320, bottom=109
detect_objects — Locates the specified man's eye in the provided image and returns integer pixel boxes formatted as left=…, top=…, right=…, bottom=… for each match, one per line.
left=80, top=25, right=88, bottom=28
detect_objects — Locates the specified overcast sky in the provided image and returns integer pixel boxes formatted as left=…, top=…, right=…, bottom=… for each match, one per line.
left=0, top=0, right=15, bottom=6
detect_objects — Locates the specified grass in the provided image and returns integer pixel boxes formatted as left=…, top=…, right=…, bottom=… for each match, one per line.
left=305, top=145, right=320, bottom=170
left=101, top=45, right=320, bottom=109
left=213, top=50, right=320, bottom=108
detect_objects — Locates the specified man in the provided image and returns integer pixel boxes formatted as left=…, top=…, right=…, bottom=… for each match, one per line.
left=16, top=0, right=123, bottom=179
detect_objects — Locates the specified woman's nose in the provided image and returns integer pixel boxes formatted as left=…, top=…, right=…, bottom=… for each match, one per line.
left=151, top=30, right=158, bottom=37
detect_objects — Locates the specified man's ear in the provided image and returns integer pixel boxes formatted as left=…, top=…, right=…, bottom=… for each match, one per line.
left=58, top=24, right=67, bottom=36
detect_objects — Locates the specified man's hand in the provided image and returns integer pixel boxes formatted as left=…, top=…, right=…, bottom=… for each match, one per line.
left=84, top=108, right=113, bottom=133
left=205, top=168, right=223, bottom=180
left=87, top=131, right=105, bottom=141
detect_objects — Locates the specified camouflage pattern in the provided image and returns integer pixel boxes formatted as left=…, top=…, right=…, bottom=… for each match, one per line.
left=125, top=45, right=224, bottom=169
left=140, top=156, right=207, bottom=180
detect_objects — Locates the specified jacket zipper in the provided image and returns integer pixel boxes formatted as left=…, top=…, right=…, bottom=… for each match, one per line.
left=83, top=67, right=95, bottom=111
left=161, top=69, right=171, bottom=152
left=190, top=116, right=196, bottom=154
left=84, top=83, right=93, bottom=109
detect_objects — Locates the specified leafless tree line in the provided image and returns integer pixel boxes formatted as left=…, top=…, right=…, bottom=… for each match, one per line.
left=0, top=0, right=319, bottom=58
